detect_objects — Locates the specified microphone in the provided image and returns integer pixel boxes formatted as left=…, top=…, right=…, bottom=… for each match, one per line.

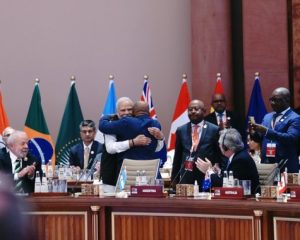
left=85, top=153, right=102, bottom=180
left=169, top=151, right=194, bottom=194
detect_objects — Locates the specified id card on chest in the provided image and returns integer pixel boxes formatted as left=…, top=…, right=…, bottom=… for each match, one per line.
left=266, top=143, right=276, bottom=157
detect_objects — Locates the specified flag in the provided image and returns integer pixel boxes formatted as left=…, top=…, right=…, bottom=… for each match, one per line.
left=140, top=76, right=166, bottom=167
left=202, top=172, right=211, bottom=192
left=103, top=79, right=117, bottom=115
left=95, top=77, right=117, bottom=143
left=118, top=166, right=127, bottom=191
left=245, top=73, right=267, bottom=124
left=214, top=73, right=224, bottom=94
left=167, top=77, right=191, bottom=152
left=24, top=80, right=55, bottom=165
left=56, top=79, right=84, bottom=165
left=0, top=86, right=9, bottom=134
left=141, top=77, right=157, bottom=119
left=210, top=73, right=224, bottom=112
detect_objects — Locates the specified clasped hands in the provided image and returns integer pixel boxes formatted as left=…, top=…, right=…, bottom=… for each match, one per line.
left=132, top=127, right=164, bottom=146
left=195, top=158, right=220, bottom=175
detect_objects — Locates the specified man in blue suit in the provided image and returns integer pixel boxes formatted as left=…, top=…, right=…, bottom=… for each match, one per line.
left=99, top=101, right=163, bottom=161
left=251, top=87, right=300, bottom=172
left=171, top=99, right=222, bottom=188
left=69, top=120, right=103, bottom=171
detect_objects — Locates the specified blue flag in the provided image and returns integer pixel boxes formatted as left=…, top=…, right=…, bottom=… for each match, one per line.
left=202, top=176, right=211, bottom=192
left=246, top=75, right=267, bottom=124
left=103, top=79, right=117, bottom=115
left=118, top=167, right=127, bottom=191
left=96, top=79, right=117, bottom=143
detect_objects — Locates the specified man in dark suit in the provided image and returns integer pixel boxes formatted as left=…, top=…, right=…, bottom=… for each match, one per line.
left=196, top=128, right=260, bottom=194
left=205, top=93, right=244, bottom=136
left=69, top=120, right=103, bottom=174
left=251, top=87, right=300, bottom=172
left=171, top=99, right=222, bottom=188
left=99, top=101, right=163, bottom=161
left=0, top=131, right=41, bottom=193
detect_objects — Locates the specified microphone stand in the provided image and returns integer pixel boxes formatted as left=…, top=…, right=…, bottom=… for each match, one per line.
left=169, top=150, right=194, bottom=194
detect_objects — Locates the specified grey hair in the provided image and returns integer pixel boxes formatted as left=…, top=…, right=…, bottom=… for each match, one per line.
left=6, top=131, right=27, bottom=147
left=116, top=97, right=133, bottom=111
left=219, top=128, right=244, bottom=152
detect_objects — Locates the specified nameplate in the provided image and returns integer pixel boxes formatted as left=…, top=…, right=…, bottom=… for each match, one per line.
left=289, top=186, right=300, bottom=201
left=213, top=187, right=244, bottom=199
left=130, top=185, right=164, bottom=198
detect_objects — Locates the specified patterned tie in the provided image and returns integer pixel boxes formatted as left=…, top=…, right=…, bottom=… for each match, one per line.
left=192, top=125, right=199, bottom=151
left=218, top=113, right=224, bottom=129
left=84, top=147, right=90, bottom=169
left=14, top=159, right=23, bottom=192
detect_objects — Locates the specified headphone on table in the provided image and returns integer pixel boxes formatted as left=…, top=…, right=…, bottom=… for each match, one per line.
left=222, top=132, right=229, bottom=151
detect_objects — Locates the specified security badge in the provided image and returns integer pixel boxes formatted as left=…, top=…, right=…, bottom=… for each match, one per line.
left=266, top=143, right=276, bottom=157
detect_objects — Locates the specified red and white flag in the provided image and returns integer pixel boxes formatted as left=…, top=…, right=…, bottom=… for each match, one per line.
left=210, top=73, right=224, bottom=112
left=167, top=77, right=191, bottom=152
left=141, top=77, right=157, bottom=119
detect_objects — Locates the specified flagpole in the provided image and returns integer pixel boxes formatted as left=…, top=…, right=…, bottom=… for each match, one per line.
left=144, top=75, right=149, bottom=81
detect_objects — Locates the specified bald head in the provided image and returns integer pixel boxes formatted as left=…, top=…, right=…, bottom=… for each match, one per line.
left=270, top=87, right=290, bottom=112
left=133, top=101, right=149, bottom=116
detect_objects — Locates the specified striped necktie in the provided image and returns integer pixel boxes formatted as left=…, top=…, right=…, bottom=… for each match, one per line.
left=14, top=159, right=23, bottom=192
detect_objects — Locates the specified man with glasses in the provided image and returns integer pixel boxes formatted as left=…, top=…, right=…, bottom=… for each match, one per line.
left=69, top=120, right=103, bottom=171
left=205, top=93, right=243, bottom=136
left=250, top=87, right=300, bottom=172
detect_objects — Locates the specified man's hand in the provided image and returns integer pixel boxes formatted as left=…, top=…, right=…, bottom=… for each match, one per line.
left=250, top=123, right=268, bottom=135
left=195, top=157, right=212, bottom=174
left=18, top=164, right=36, bottom=178
left=133, top=134, right=151, bottom=146
left=148, top=127, right=164, bottom=140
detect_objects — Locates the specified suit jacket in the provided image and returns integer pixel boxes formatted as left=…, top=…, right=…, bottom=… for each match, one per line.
left=69, top=140, right=103, bottom=169
left=211, top=150, right=260, bottom=194
left=100, top=143, right=119, bottom=186
left=0, top=152, right=41, bottom=193
left=261, top=109, right=300, bottom=172
left=171, top=121, right=222, bottom=186
left=205, top=110, right=244, bottom=137
left=99, top=114, right=161, bottom=160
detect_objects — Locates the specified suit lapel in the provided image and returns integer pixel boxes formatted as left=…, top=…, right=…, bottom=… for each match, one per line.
left=274, top=109, right=291, bottom=130
left=196, top=122, right=208, bottom=151
left=186, top=123, right=193, bottom=150
left=79, top=143, right=84, bottom=167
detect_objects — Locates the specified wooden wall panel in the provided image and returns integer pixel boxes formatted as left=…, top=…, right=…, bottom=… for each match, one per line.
left=26, top=212, right=87, bottom=240
left=112, top=213, right=253, bottom=240
left=274, top=217, right=300, bottom=240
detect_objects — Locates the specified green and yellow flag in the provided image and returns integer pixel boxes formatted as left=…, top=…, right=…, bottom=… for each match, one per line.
left=55, top=79, right=84, bottom=165
left=24, top=80, right=55, bottom=165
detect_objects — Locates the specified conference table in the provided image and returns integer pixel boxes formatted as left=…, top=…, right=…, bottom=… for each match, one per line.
left=24, top=194, right=300, bottom=240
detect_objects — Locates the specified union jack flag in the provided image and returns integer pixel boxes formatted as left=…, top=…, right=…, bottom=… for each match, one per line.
left=141, top=79, right=157, bottom=119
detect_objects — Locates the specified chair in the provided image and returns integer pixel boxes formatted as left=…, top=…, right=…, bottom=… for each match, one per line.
left=255, top=163, right=278, bottom=186
left=115, top=158, right=160, bottom=192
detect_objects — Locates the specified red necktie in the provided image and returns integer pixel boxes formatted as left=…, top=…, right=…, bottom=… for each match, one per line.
left=192, top=125, right=199, bottom=151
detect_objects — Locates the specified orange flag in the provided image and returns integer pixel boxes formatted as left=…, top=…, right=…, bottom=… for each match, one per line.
left=0, top=88, right=9, bottom=134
